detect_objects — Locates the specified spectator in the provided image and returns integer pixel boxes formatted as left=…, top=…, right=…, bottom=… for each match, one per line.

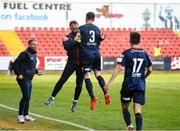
left=154, top=45, right=161, bottom=57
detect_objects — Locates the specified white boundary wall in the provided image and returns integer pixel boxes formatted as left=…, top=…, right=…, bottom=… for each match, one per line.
left=0, top=1, right=180, bottom=30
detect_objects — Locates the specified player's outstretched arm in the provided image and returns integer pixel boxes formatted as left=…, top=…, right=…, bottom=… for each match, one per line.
left=104, top=64, right=123, bottom=90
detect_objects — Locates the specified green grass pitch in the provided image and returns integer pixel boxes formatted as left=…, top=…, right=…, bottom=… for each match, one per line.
left=0, top=71, right=180, bottom=130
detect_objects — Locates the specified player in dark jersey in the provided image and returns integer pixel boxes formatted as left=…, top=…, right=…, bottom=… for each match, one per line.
left=45, top=21, right=84, bottom=112
left=105, top=32, right=152, bottom=130
left=75, top=12, right=110, bottom=110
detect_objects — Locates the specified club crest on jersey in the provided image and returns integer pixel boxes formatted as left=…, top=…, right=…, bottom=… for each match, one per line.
left=130, top=49, right=135, bottom=53
left=31, top=57, right=34, bottom=60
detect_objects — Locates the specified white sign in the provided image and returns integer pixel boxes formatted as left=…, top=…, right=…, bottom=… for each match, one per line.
left=1, top=1, right=180, bottom=29
left=171, top=57, right=180, bottom=69
left=45, top=56, right=67, bottom=70
left=0, top=2, right=155, bottom=28
left=0, top=56, right=16, bottom=70
left=0, top=1, right=69, bottom=29
left=155, top=4, right=180, bottom=31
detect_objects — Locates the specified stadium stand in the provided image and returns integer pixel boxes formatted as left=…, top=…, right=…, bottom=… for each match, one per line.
left=0, top=30, right=25, bottom=56
left=0, top=40, right=10, bottom=56
left=0, top=27, right=180, bottom=57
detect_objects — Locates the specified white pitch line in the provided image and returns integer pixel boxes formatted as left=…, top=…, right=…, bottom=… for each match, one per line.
left=0, top=103, right=94, bottom=130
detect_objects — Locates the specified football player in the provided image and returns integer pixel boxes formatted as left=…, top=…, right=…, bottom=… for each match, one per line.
left=105, top=32, right=152, bottom=130
left=75, top=12, right=110, bottom=110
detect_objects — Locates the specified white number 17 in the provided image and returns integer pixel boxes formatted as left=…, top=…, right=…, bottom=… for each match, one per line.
left=133, top=58, right=144, bottom=73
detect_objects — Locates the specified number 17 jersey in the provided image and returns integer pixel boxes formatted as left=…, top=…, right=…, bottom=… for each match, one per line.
left=117, top=48, right=152, bottom=91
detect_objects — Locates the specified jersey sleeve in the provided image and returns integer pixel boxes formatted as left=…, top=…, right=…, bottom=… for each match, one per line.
left=117, top=52, right=126, bottom=66
left=98, top=29, right=105, bottom=42
left=145, top=53, right=152, bottom=68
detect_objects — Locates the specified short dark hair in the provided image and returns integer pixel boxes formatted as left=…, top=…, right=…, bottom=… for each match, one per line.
left=130, top=32, right=140, bottom=44
left=69, top=20, right=78, bottom=27
left=28, top=38, right=37, bottom=45
left=86, top=12, right=95, bottom=21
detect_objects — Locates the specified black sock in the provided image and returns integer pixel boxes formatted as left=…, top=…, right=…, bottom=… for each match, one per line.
left=135, top=113, right=143, bottom=131
left=97, top=75, right=106, bottom=94
left=122, top=109, right=131, bottom=126
left=85, top=78, right=94, bottom=99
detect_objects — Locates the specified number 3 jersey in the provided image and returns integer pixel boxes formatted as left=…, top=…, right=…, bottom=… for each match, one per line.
left=78, top=23, right=103, bottom=57
left=117, top=48, right=152, bottom=91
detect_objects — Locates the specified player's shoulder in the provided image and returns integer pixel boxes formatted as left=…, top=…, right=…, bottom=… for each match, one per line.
left=78, top=24, right=85, bottom=29
left=79, top=24, right=84, bottom=28
left=92, top=24, right=100, bottom=30
left=91, top=24, right=99, bottom=28
left=86, top=23, right=99, bottom=29
left=122, top=48, right=132, bottom=55
left=79, top=24, right=89, bottom=31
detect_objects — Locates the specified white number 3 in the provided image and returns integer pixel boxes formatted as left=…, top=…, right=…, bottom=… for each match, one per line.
left=89, top=30, right=95, bottom=42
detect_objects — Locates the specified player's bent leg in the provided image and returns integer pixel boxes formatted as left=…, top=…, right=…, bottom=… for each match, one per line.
left=104, top=93, right=110, bottom=105
left=84, top=78, right=98, bottom=110
left=45, top=96, right=55, bottom=106
left=94, top=70, right=111, bottom=105
left=83, top=65, right=98, bottom=110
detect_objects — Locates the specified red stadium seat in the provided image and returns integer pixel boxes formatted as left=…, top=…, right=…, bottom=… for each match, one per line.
left=11, top=27, right=180, bottom=57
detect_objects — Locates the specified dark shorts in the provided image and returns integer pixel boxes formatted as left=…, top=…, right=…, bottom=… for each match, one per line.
left=81, top=53, right=101, bottom=72
left=120, top=89, right=145, bottom=105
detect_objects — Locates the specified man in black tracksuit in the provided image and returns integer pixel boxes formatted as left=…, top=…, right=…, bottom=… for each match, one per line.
left=45, top=21, right=83, bottom=112
left=13, top=38, right=42, bottom=123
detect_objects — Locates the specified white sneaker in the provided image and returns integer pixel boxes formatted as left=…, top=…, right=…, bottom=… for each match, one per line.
left=70, top=99, right=78, bottom=112
left=17, top=115, right=25, bottom=123
left=126, top=124, right=134, bottom=131
left=45, top=96, right=55, bottom=106
left=24, top=115, right=36, bottom=122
